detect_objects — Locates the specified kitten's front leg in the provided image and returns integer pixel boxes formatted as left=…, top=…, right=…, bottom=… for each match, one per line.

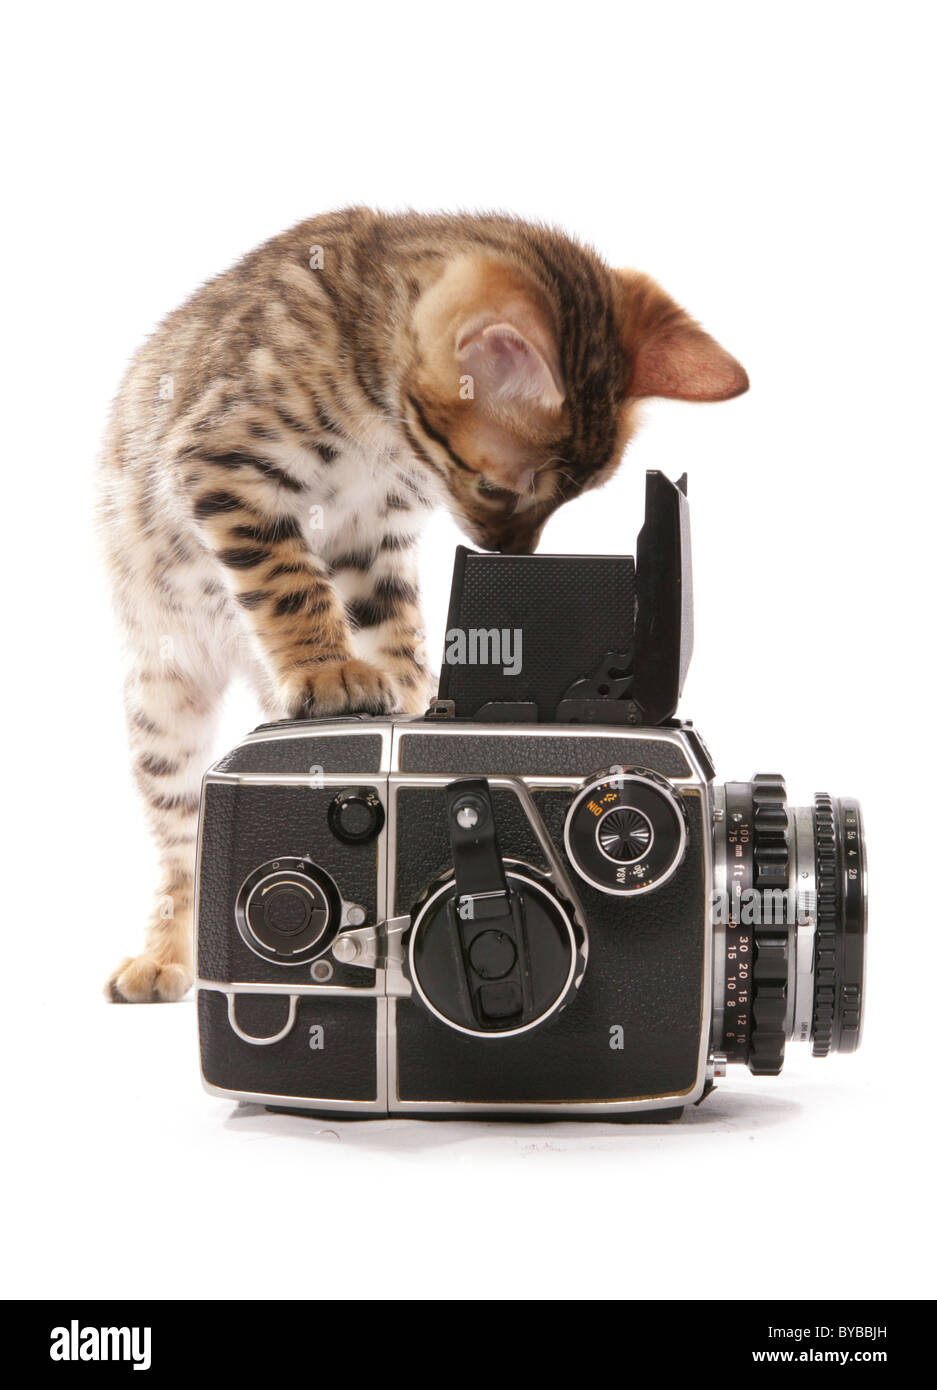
left=190, top=477, right=398, bottom=717
left=331, top=545, right=434, bottom=716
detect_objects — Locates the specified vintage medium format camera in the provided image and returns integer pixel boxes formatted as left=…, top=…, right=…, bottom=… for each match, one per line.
left=195, top=473, right=867, bottom=1119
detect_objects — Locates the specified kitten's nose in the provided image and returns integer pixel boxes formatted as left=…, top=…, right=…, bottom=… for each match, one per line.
left=496, top=523, right=543, bottom=556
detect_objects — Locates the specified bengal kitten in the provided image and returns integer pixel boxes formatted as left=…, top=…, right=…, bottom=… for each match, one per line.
left=99, top=208, right=747, bottom=1002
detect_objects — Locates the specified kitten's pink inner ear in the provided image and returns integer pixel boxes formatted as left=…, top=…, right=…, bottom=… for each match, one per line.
left=630, top=328, right=749, bottom=402
left=457, top=323, right=566, bottom=412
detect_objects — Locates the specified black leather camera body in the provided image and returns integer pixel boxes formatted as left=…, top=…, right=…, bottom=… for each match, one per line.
left=196, top=474, right=866, bottom=1119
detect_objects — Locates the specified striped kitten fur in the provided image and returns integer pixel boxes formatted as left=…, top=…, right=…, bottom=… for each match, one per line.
left=99, top=207, right=747, bottom=1002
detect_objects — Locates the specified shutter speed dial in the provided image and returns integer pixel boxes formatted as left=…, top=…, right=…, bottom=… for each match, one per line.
left=564, top=769, right=688, bottom=896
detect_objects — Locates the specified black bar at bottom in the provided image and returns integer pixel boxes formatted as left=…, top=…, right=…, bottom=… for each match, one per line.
left=0, top=1298, right=921, bottom=1375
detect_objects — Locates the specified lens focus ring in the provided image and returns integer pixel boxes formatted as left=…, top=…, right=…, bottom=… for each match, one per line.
left=749, top=774, right=791, bottom=1077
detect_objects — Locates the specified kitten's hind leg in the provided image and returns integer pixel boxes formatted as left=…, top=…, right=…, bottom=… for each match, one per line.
left=107, top=658, right=227, bottom=1003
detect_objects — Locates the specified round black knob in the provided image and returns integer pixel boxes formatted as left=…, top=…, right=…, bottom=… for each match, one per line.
left=597, top=806, right=653, bottom=862
left=469, top=929, right=517, bottom=980
left=264, top=884, right=315, bottom=937
left=564, top=768, right=687, bottom=896
left=408, top=864, right=583, bottom=1037
left=328, top=787, right=385, bottom=845
left=235, top=858, right=341, bottom=964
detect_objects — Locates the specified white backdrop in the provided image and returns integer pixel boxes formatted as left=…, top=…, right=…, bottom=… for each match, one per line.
left=3, top=1, right=933, bottom=1301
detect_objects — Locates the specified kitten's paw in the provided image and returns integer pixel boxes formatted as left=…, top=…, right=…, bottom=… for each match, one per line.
left=286, top=659, right=398, bottom=718
left=106, top=955, right=193, bottom=1003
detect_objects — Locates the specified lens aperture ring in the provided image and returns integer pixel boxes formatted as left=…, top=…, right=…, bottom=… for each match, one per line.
left=811, top=794, right=866, bottom=1056
left=811, top=794, right=837, bottom=1056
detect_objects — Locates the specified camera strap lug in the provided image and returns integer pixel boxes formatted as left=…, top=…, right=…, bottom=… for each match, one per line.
left=445, top=778, right=512, bottom=908
left=425, top=698, right=456, bottom=720
left=438, top=778, right=536, bottom=1023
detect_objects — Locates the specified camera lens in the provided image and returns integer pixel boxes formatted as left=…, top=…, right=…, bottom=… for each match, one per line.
left=712, top=776, right=867, bottom=1074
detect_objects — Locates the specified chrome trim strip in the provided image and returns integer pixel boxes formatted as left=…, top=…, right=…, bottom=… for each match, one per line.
left=238, top=718, right=395, bottom=743
left=502, top=777, right=588, bottom=926
left=200, top=1083, right=388, bottom=1115
left=205, top=770, right=388, bottom=787
left=198, top=978, right=384, bottom=998
left=692, top=785, right=714, bottom=1102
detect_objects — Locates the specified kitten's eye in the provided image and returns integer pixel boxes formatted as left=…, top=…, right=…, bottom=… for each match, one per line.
left=477, top=479, right=519, bottom=503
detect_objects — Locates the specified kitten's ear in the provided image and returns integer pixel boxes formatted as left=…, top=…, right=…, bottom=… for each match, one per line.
left=412, top=254, right=565, bottom=445
left=456, top=320, right=565, bottom=414
left=615, top=269, right=749, bottom=402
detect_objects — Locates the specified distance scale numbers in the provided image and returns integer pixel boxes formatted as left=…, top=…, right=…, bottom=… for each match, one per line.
left=724, top=811, right=753, bottom=1059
